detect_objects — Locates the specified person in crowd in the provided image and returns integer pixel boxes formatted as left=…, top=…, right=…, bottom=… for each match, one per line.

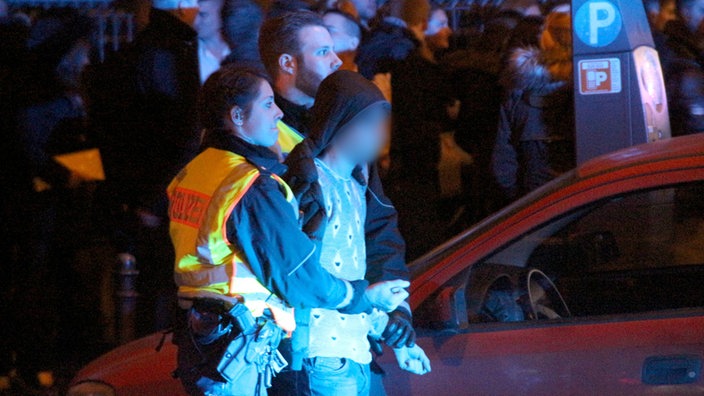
left=425, top=5, right=452, bottom=56
left=260, top=10, right=415, bottom=395
left=665, top=0, right=704, bottom=65
left=443, top=16, right=527, bottom=224
left=492, top=6, right=575, bottom=202
left=385, top=0, right=463, bottom=260
left=6, top=10, right=94, bottom=390
left=258, top=10, right=342, bottom=153
left=355, top=0, right=425, bottom=79
left=349, top=0, right=377, bottom=29
left=323, top=8, right=362, bottom=71
left=195, top=0, right=230, bottom=83
left=645, top=0, right=677, bottom=32
left=500, top=0, right=542, bottom=16
left=284, top=70, right=431, bottom=396
left=122, top=0, right=201, bottom=333
left=221, top=0, right=265, bottom=66
left=663, top=0, right=704, bottom=64
left=169, top=64, right=409, bottom=396
left=660, top=0, right=704, bottom=135
left=268, top=0, right=313, bottom=18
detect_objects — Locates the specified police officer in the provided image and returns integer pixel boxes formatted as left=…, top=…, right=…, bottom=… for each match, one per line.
left=168, top=65, right=410, bottom=396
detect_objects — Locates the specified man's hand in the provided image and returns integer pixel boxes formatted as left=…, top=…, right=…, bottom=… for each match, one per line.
left=394, top=344, right=431, bottom=375
left=365, top=280, right=409, bottom=312
left=383, top=308, right=416, bottom=348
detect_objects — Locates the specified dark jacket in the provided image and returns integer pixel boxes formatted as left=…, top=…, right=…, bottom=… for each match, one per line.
left=663, top=20, right=704, bottom=69
left=16, top=95, right=88, bottom=191
left=390, top=52, right=456, bottom=181
left=661, top=20, right=704, bottom=136
left=200, top=131, right=371, bottom=313
left=280, top=74, right=409, bottom=286
left=123, top=9, right=201, bottom=216
left=356, top=19, right=420, bottom=79
left=492, top=47, right=575, bottom=200
left=443, top=43, right=508, bottom=157
left=275, top=93, right=313, bottom=136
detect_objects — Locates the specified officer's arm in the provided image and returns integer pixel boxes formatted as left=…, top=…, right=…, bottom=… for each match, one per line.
left=227, top=177, right=372, bottom=314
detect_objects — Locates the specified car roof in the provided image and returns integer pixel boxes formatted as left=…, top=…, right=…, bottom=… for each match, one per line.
left=578, top=134, right=704, bottom=178
left=409, top=135, right=704, bottom=282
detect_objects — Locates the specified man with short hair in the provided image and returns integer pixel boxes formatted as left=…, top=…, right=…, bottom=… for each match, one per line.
left=323, top=9, right=362, bottom=71
left=194, top=0, right=230, bottom=83
left=259, top=11, right=341, bottom=141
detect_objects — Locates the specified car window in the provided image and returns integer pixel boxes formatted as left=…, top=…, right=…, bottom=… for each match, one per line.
left=415, top=182, right=704, bottom=328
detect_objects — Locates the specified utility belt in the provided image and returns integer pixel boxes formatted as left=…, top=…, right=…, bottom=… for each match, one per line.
left=178, top=297, right=288, bottom=391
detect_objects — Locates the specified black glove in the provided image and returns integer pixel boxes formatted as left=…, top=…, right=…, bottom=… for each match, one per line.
left=382, top=308, right=416, bottom=348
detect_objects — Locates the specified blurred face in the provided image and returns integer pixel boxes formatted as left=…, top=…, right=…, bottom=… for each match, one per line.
left=238, top=80, right=283, bottom=147
left=350, top=0, right=377, bottom=22
left=682, top=0, right=704, bottom=33
left=194, top=0, right=223, bottom=40
left=58, top=40, right=91, bottom=90
left=324, top=12, right=360, bottom=53
left=425, top=9, right=452, bottom=50
left=654, top=0, right=676, bottom=31
left=295, top=25, right=342, bottom=99
left=336, top=105, right=390, bottom=164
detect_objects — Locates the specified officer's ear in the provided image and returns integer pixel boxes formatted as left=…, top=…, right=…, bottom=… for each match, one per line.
left=278, top=53, right=296, bottom=76
left=230, top=106, right=245, bottom=127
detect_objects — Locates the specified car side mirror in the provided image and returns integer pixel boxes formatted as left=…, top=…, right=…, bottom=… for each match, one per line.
left=414, top=271, right=470, bottom=330
left=433, top=285, right=469, bottom=330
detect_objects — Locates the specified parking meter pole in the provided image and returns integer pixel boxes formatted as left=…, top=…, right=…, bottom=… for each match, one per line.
left=572, top=0, right=671, bottom=164
left=116, top=253, right=139, bottom=344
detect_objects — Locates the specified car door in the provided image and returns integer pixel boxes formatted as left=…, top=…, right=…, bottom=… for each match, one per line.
left=379, top=181, right=704, bottom=396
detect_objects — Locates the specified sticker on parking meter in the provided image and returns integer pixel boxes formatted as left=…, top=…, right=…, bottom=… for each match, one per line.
left=579, top=58, right=621, bottom=95
left=574, top=0, right=623, bottom=47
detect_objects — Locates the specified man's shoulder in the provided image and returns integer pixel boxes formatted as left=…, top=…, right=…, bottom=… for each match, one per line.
left=363, top=25, right=415, bottom=52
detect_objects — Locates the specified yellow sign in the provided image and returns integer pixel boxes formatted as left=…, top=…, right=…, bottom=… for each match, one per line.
left=53, top=148, right=105, bottom=181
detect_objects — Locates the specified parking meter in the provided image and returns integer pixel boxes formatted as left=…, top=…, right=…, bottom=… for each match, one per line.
left=572, top=0, right=671, bottom=164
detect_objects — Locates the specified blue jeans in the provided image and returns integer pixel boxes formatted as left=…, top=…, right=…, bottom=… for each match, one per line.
left=304, top=357, right=370, bottom=396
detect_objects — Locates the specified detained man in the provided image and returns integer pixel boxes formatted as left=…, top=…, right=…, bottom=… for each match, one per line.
left=284, top=71, right=431, bottom=396
left=261, top=12, right=417, bottom=396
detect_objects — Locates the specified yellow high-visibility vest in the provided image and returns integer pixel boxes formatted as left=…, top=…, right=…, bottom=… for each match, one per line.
left=167, top=147, right=296, bottom=331
left=276, top=120, right=304, bottom=157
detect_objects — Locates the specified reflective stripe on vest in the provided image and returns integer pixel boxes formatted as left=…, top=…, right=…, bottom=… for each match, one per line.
left=276, top=120, right=304, bottom=156
left=168, top=148, right=296, bottom=331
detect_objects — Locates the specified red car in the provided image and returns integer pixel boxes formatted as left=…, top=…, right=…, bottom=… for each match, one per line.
left=69, top=135, right=704, bottom=396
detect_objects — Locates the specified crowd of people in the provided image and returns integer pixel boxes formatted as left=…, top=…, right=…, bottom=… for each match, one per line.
left=1, top=0, right=703, bottom=393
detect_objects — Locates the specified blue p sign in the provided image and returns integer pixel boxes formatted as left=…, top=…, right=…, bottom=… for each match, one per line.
left=574, top=0, right=623, bottom=47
